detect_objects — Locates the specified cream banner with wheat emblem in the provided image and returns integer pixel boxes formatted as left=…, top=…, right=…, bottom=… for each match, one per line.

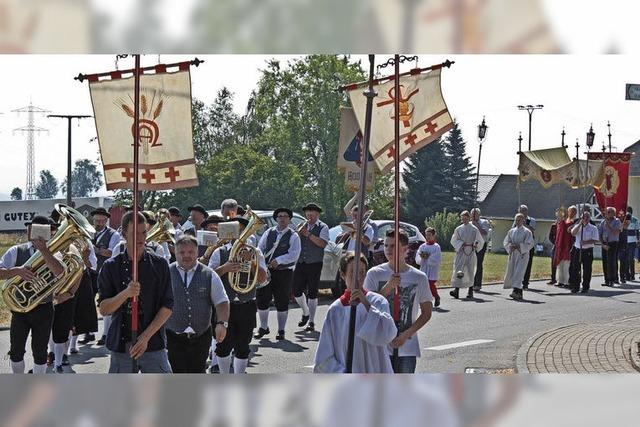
left=88, top=65, right=198, bottom=191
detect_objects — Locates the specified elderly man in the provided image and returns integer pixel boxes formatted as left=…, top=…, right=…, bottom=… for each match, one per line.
left=471, top=208, right=490, bottom=291
left=513, top=205, right=536, bottom=290
left=450, top=211, right=484, bottom=300
left=503, top=214, right=535, bottom=301
left=599, top=207, right=622, bottom=287
left=569, top=211, right=600, bottom=293
left=220, top=199, right=239, bottom=220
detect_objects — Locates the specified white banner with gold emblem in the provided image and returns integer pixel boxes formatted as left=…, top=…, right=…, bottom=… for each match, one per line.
left=347, top=68, right=453, bottom=173
left=88, top=64, right=198, bottom=191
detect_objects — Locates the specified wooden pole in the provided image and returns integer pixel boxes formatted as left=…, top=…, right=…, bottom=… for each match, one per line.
left=130, top=54, right=141, bottom=373
left=391, top=54, right=401, bottom=371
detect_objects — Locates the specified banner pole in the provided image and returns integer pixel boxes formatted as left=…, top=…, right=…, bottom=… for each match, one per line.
left=130, top=53, right=141, bottom=373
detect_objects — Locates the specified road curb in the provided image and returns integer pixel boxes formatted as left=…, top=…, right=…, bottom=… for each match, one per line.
left=515, top=324, right=571, bottom=373
left=629, top=337, right=640, bottom=373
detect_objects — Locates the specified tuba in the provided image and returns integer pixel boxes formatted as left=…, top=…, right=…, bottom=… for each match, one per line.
left=146, top=213, right=176, bottom=246
left=228, top=207, right=265, bottom=294
left=2, top=204, right=95, bottom=313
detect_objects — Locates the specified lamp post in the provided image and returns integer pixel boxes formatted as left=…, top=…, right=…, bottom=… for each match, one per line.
left=517, top=132, right=523, bottom=154
left=475, top=116, right=488, bottom=204
left=561, top=127, right=566, bottom=148
left=607, top=121, right=612, bottom=153
left=585, top=124, right=595, bottom=196
left=517, top=104, right=544, bottom=151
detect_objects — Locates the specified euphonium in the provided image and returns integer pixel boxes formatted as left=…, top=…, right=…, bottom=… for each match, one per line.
left=146, top=213, right=176, bottom=245
left=198, top=235, right=231, bottom=265
left=2, top=204, right=95, bottom=313
left=228, top=207, right=265, bottom=294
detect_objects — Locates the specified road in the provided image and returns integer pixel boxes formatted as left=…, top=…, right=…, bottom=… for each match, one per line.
left=1, top=275, right=639, bottom=373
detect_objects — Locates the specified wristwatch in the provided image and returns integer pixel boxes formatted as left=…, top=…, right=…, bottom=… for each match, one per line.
left=215, top=321, right=228, bottom=328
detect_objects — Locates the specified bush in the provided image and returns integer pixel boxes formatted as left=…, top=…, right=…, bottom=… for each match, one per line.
left=425, top=209, right=461, bottom=251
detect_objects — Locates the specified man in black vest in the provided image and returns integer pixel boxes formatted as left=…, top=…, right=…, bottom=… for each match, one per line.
left=293, top=203, right=329, bottom=332
left=166, top=235, right=230, bottom=373
left=255, top=208, right=301, bottom=341
left=209, top=218, right=268, bottom=373
left=90, top=207, right=121, bottom=346
left=184, top=204, right=208, bottom=258
left=0, top=215, right=64, bottom=374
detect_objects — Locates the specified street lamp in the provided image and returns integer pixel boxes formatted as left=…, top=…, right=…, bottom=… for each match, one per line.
left=586, top=124, right=595, bottom=150
left=517, top=104, right=544, bottom=151
left=475, top=116, right=488, bottom=203
left=561, top=127, right=566, bottom=148
left=517, top=132, right=523, bottom=154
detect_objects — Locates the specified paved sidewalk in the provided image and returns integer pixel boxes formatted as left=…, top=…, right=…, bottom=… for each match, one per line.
left=517, top=315, right=640, bottom=373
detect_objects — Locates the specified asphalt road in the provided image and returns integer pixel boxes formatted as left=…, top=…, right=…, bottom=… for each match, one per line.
left=2, top=274, right=639, bottom=374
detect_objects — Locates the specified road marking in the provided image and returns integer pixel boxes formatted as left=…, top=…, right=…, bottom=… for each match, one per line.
left=425, top=339, right=494, bottom=351
left=304, top=365, right=315, bottom=369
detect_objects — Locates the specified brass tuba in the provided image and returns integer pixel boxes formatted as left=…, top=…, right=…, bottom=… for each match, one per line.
left=228, top=207, right=265, bottom=294
left=146, top=212, right=176, bottom=245
left=2, top=204, right=95, bottom=313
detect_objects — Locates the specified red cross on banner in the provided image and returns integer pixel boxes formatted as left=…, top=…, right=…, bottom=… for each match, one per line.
left=424, top=121, right=438, bottom=135
left=165, top=167, right=180, bottom=182
left=121, top=168, right=135, bottom=182
left=387, top=146, right=396, bottom=159
left=141, top=169, right=156, bottom=184
left=404, top=133, right=418, bottom=146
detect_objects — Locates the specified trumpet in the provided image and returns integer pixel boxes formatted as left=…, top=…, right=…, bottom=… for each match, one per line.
left=336, top=209, right=374, bottom=244
left=296, top=220, right=308, bottom=233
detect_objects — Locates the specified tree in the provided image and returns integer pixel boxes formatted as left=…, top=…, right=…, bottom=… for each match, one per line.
left=35, top=170, right=59, bottom=199
left=10, top=187, right=22, bottom=200
left=442, top=121, right=476, bottom=212
left=402, top=137, right=449, bottom=227
left=61, top=159, right=103, bottom=197
left=192, top=88, right=239, bottom=166
left=426, top=210, right=461, bottom=251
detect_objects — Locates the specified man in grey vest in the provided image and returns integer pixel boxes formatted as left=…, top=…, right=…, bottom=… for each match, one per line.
left=209, top=218, right=268, bottom=374
left=90, top=207, right=121, bottom=346
left=0, top=215, right=64, bottom=374
left=166, top=235, right=229, bottom=373
left=256, top=208, right=301, bottom=341
left=293, top=203, right=329, bottom=332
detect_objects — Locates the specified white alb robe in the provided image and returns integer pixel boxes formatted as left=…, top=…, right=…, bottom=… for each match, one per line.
left=314, top=292, right=397, bottom=373
left=450, top=223, right=484, bottom=288
left=503, top=225, right=535, bottom=289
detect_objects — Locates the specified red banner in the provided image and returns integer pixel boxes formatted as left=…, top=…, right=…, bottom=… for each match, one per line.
left=588, top=152, right=633, bottom=215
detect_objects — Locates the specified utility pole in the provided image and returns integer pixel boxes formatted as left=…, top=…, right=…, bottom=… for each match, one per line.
left=517, top=104, right=544, bottom=151
left=13, top=102, right=49, bottom=200
left=48, top=114, right=92, bottom=205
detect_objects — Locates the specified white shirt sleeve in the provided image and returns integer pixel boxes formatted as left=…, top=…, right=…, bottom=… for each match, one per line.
left=417, top=272, right=434, bottom=304
left=364, top=225, right=374, bottom=242
left=161, top=242, right=171, bottom=261
left=274, top=232, right=301, bottom=266
left=319, top=224, right=330, bottom=243
left=0, top=245, right=19, bottom=269
left=208, top=248, right=222, bottom=270
left=363, top=269, right=381, bottom=293
left=258, top=229, right=269, bottom=253
left=357, top=294, right=398, bottom=347
left=255, top=247, right=267, bottom=271
left=313, top=309, right=345, bottom=373
left=415, top=243, right=426, bottom=266
left=88, top=244, right=98, bottom=270
left=108, top=231, right=122, bottom=251
left=210, top=271, right=229, bottom=305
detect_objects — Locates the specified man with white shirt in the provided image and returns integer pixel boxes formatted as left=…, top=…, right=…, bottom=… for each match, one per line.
left=90, top=207, right=121, bottom=346
left=0, top=215, right=64, bottom=374
left=293, top=203, right=330, bottom=332
left=166, top=235, right=229, bottom=373
left=340, top=204, right=374, bottom=254
left=515, top=205, right=536, bottom=290
left=363, top=229, right=433, bottom=373
left=255, top=207, right=301, bottom=341
left=569, top=211, right=599, bottom=294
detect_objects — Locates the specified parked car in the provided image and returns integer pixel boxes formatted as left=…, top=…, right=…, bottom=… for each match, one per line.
left=320, top=220, right=426, bottom=297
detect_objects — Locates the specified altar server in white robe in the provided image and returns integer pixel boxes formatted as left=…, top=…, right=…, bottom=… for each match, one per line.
left=450, top=211, right=484, bottom=299
left=503, top=213, right=535, bottom=301
left=314, top=252, right=397, bottom=373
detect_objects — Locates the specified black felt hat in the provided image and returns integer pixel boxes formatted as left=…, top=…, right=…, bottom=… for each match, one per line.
left=273, top=207, right=293, bottom=220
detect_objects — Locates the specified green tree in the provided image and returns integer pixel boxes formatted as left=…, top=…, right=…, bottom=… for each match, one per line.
left=61, top=159, right=103, bottom=197
left=443, top=121, right=476, bottom=212
left=402, top=137, right=449, bottom=227
left=10, top=187, right=22, bottom=200
left=35, top=170, right=58, bottom=199
left=426, top=210, right=461, bottom=251
left=192, top=88, right=239, bottom=165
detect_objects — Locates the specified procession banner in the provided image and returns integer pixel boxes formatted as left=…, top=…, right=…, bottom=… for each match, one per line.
left=519, top=147, right=604, bottom=189
left=338, top=107, right=375, bottom=191
left=88, top=63, right=198, bottom=191
left=588, top=152, right=633, bottom=214
left=347, top=67, right=453, bottom=173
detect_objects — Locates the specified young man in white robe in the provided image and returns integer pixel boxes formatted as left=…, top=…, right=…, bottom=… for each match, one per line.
left=314, top=252, right=397, bottom=373
left=450, top=211, right=485, bottom=300
left=503, top=213, right=535, bottom=301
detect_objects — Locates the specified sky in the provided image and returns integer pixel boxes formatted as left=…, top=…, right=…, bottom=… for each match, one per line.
left=0, top=53, right=639, bottom=199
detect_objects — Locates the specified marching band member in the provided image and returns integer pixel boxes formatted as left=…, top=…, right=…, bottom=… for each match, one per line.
left=0, top=216, right=64, bottom=374
left=166, top=235, right=230, bottom=373
left=220, top=199, right=239, bottom=219
left=450, top=211, right=484, bottom=300
left=503, top=214, right=535, bottom=301
left=314, top=252, right=397, bottom=373
left=98, top=211, right=174, bottom=373
left=184, top=204, right=208, bottom=236
left=293, top=203, right=329, bottom=332
left=209, top=218, right=268, bottom=374
left=255, top=208, right=301, bottom=341
left=340, top=205, right=374, bottom=254
left=90, top=207, right=121, bottom=346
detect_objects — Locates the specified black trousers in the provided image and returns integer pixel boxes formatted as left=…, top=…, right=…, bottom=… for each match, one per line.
left=523, top=247, right=535, bottom=286
left=569, top=247, right=593, bottom=291
left=550, top=246, right=557, bottom=281
left=602, top=242, right=619, bottom=284
left=215, top=302, right=257, bottom=359
left=52, top=296, right=77, bottom=343
left=256, top=269, right=293, bottom=312
left=10, top=303, right=54, bottom=364
left=293, top=262, right=323, bottom=299
left=627, top=242, right=637, bottom=279
left=473, top=243, right=487, bottom=287
left=166, top=327, right=212, bottom=373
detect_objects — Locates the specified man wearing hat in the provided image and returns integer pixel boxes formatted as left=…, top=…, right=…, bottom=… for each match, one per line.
left=0, top=216, right=65, bottom=374
left=90, top=207, right=121, bottom=346
left=208, top=217, right=268, bottom=373
left=255, top=208, right=301, bottom=341
left=184, top=204, right=208, bottom=236
left=293, top=203, right=329, bottom=332
left=167, top=206, right=184, bottom=236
